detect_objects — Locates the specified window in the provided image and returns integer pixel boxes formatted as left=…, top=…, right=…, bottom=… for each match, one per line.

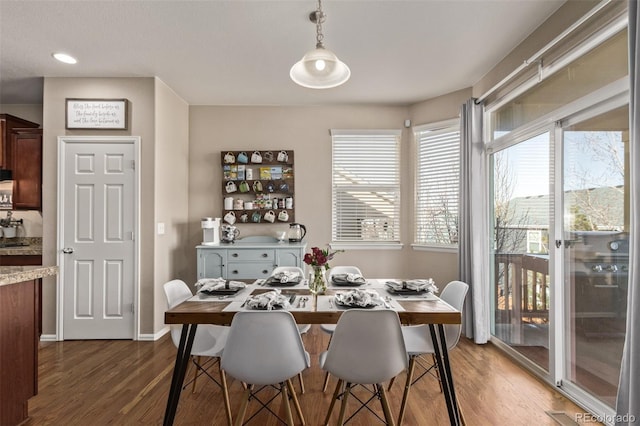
left=331, top=129, right=401, bottom=245
left=414, top=119, right=460, bottom=247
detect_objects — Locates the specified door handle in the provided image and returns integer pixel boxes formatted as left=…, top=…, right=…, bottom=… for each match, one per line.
left=62, top=247, right=74, bottom=254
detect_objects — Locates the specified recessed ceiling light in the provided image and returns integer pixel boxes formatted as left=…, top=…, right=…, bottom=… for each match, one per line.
left=52, top=53, right=77, bottom=64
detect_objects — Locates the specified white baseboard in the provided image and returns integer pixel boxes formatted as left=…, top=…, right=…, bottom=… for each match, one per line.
left=138, top=326, right=169, bottom=341
left=40, top=334, right=58, bottom=342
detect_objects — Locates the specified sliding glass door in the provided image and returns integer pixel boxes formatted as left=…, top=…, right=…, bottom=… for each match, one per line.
left=561, top=105, right=628, bottom=406
left=489, top=102, right=629, bottom=412
left=490, top=131, right=551, bottom=372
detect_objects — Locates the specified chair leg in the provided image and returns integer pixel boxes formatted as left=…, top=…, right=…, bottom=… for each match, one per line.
left=397, top=356, right=417, bottom=425
left=458, top=401, right=467, bottom=426
left=234, top=387, right=251, bottom=426
left=387, top=376, right=396, bottom=391
left=324, top=378, right=343, bottom=426
left=191, top=356, right=200, bottom=393
left=281, top=382, right=295, bottom=426
left=337, top=382, right=352, bottom=425
left=378, top=383, right=395, bottom=426
left=220, top=369, right=233, bottom=426
left=298, top=372, right=306, bottom=394
left=286, top=379, right=306, bottom=425
left=322, top=371, right=331, bottom=393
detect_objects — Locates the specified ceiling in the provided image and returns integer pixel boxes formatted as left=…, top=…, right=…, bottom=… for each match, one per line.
left=0, top=0, right=565, bottom=107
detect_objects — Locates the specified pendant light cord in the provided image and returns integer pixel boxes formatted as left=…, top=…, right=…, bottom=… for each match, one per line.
left=315, top=0, right=325, bottom=49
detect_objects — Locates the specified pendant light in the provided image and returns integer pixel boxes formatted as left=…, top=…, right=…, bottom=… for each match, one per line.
left=290, top=0, right=350, bottom=89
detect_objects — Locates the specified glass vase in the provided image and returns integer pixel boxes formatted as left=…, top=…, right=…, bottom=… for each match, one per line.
left=309, top=266, right=327, bottom=295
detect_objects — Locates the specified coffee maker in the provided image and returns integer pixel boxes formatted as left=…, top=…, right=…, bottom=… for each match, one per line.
left=201, top=217, right=220, bottom=245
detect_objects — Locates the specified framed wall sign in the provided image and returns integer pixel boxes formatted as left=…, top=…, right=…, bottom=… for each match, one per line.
left=65, top=98, right=128, bottom=130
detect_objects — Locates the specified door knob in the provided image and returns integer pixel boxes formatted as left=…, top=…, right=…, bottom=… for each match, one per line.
left=62, top=247, right=74, bottom=254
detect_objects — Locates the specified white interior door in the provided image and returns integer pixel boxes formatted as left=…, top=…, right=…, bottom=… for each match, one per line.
left=59, top=136, right=138, bottom=339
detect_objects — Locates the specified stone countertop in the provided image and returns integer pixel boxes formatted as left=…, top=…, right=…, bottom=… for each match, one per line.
left=0, top=265, right=58, bottom=286
left=0, top=237, right=42, bottom=256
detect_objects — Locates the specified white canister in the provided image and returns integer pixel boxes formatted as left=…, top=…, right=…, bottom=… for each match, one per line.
left=244, top=201, right=254, bottom=210
left=285, top=197, right=293, bottom=209
left=246, top=168, right=253, bottom=180
left=234, top=199, right=244, bottom=210
left=224, top=197, right=234, bottom=210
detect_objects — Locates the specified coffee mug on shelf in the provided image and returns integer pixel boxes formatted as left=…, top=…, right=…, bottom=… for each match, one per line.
left=263, top=151, right=274, bottom=162
left=253, top=180, right=263, bottom=192
left=266, top=181, right=275, bottom=193
left=224, top=211, right=237, bottom=224
left=278, top=210, right=289, bottom=222
left=239, top=181, right=250, bottom=193
left=279, top=181, right=289, bottom=192
left=251, top=211, right=262, bottom=223
left=251, top=151, right=262, bottom=163
left=240, top=213, right=249, bottom=223
left=224, top=196, right=234, bottom=210
left=226, top=181, right=237, bottom=193
left=264, top=210, right=276, bottom=223
left=277, top=150, right=288, bottom=162
left=237, top=151, right=249, bottom=163
left=224, top=151, right=236, bottom=164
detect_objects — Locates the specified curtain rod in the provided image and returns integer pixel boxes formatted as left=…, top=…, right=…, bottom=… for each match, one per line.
left=477, top=0, right=614, bottom=104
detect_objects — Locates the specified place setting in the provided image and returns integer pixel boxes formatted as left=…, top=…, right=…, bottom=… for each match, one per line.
left=383, top=278, right=439, bottom=301
left=223, top=288, right=312, bottom=312
left=260, top=270, right=308, bottom=289
left=328, top=272, right=368, bottom=288
left=317, top=288, right=404, bottom=311
left=187, top=277, right=253, bottom=302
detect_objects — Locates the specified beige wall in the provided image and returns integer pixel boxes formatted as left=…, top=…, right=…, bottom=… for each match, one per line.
left=42, top=77, right=156, bottom=336
left=188, top=103, right=463, bottom=286
left=153, top=79, right=189, bottom=333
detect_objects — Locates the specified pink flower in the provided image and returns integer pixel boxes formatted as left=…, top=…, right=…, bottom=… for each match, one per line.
left=303, top=245, right=343, bottom=270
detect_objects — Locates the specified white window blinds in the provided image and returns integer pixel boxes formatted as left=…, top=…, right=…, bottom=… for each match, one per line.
left=331, top=130, right=401, bottom=243
left=414, top=120, right=460, bottom=247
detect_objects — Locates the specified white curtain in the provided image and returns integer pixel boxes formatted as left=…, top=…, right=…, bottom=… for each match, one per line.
left=458, top=98, right=489, bottom=344
left=615, top=1, right=639, bottom=423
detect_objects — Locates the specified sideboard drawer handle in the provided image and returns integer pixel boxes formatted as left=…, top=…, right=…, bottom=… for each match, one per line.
left=232, top=270, right=238, bottom=274
left=262, top=270, right=269, bottom=274
left=232, top=253, right=239, bottom=257
left=262, top=253, right=268, bottom=258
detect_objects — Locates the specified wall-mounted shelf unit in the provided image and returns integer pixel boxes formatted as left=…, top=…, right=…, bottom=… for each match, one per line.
left=221, top=150, right=295, bottom=225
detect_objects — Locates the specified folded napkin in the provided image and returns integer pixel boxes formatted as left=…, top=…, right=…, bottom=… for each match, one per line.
left=331, top=273, right=366, bottom=285
left=385, top=279, right=438, bottom=293
left=245, top=289, right=292, bottom=310
left=266, top=271, right=303, bottom=285
left=196, top=278, right=246, bottom=295
left=334, top=289, right=381, bottom=307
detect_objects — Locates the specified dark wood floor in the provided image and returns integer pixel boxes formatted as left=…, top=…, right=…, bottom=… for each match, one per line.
left=25, top=325, right=591, bottom=425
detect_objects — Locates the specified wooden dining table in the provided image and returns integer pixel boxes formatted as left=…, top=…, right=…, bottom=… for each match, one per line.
left=163, top=283, right=463, bottom=426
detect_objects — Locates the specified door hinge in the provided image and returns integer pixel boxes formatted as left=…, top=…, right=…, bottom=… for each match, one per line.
left=131, top=160, right=135, bottom=170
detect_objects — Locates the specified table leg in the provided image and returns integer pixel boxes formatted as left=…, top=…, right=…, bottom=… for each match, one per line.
left=428, top=324, right=460, bottom=426
left=163, top=324, right=198, bottom=426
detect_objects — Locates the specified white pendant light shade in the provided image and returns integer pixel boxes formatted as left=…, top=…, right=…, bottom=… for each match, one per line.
left=290, top=0, right=350, bottom=89
left=290, top=47, right=350, bottom=89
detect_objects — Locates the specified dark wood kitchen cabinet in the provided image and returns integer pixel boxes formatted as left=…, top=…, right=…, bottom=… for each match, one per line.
left=10, top=128, right=42, bottom=210
left=0, top=114, right=39, bottom=170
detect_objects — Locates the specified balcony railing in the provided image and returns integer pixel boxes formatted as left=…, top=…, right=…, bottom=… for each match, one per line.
left=495, top=253, right=550, bottom=325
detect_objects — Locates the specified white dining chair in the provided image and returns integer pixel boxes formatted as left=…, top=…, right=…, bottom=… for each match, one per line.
left=320, top=309, right=408, bottom=425
left=271, top=266, right=310, bottom=393
left=392, top=280, right=469, bottom=425
left=221, top=311, right=310, bottom=426
left=163, top=279, right=232, bottom=424
left=320, top=265, right=363, bottom=392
